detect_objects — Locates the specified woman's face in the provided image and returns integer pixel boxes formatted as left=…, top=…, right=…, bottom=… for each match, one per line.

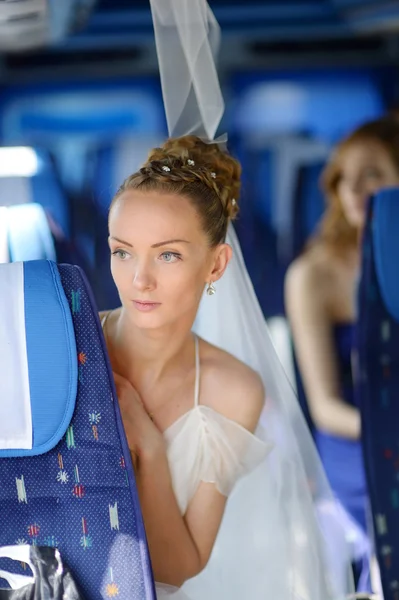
left=337, top=140, right=399, bottom=229
left=108, top=189, right=231, bottom=330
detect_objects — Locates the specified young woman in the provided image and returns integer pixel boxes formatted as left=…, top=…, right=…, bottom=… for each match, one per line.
left=286, top=116, right=399, bottom=590
left=100, top=135, right=352, bottom=599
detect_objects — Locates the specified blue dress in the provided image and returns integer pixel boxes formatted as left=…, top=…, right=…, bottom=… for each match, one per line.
left=315, top=324, right=368, bottom=533
left=315, top=324, right=371, bottom=590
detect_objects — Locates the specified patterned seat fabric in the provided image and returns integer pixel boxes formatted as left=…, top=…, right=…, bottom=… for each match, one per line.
left=354, top=188, right=399, bottom=598
left=0, top=261, right=155, bottom=599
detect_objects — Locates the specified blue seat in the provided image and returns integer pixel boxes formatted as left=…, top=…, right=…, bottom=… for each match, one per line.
left=233, top=135, right=329, bottom=317
left=289, top=160, right=326, bottom=432
left=292, top=161, right=325, bottom=256
left=5, top=203, right=56, bottom=262
left=0, top=147, right=70, bottom=239
left=354, top=188, right=399, bottom=597
left=93, top=136, right=162, bottom=217
left=0, top=260, right=155, bottom=599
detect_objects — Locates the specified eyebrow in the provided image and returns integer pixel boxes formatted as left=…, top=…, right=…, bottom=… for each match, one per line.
left=110, top=236, right=190, bottom=248
left=152, top=239, right=190, bottom=248
left=110, top=236, right=133, bottom=247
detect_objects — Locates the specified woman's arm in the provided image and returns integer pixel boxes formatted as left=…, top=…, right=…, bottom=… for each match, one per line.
left=137, top=446, right=226, bottom=587
left=285, top=259, right=360, bottom=440
left=114, top=373, right=201, bottom=586
left=114, top=369, right=264, bottom=587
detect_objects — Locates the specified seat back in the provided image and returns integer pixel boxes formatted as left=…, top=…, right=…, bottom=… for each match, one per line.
left=355, top=188, right=399, bottom=597
left=0, top=260, right=155, bottom=599
left=3, top=203, right=56, bottom=262
left=0, top=147, right=69, bottom=238
left=292, top=161, right=325, bottom=257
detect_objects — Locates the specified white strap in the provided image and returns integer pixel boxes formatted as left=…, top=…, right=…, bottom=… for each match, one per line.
left=194, top=335, right=200, bottom=407
left=0, top=545, right=35, bottom=590
left=0, top=262, right=32, bottom=449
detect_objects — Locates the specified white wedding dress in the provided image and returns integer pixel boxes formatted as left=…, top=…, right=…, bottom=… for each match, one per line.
left=99, top=322, right=276, bottom=598
left=155, top=335, right=273, bottom=599
left=100, top=322, right=352, bottom=599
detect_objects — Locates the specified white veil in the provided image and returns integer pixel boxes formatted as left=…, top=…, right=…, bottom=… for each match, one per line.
left=149, top=1, right=356, bottom=597
left=149, top=0, right=223, bottom=141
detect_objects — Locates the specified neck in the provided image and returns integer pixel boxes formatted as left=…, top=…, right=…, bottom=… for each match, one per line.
left=114, top=307, right=195, bottom=387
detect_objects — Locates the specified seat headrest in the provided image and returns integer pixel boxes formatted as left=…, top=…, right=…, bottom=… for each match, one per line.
left=373, top=188, right=399, bottom=322
left=7, top=203, right=56, bottom=262
left=0, top=260, right=77, bottom=457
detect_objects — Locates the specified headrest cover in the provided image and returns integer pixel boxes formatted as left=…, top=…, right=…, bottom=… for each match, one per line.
left=0, top=206, right=9, bottom=263
left=0, top=260, right=77, bottom=457
left=7, top=203, right=56, bottom=262
left=373, top=188, right=399, bottom=322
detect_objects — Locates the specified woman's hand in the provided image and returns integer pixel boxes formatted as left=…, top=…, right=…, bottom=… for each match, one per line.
left=113, top=372, right=165, bottom=462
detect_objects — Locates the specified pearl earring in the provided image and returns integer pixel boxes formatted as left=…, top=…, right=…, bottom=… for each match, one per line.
left=207, top=282, right=216, bottom=296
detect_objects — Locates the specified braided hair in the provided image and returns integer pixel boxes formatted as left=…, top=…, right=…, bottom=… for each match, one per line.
left=111, top=136, right=241, bottom=246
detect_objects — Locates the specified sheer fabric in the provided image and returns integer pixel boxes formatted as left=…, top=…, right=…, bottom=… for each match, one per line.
left=165, top=405, right=272, bottom=514
left=147, top=1, right=356, bottom=597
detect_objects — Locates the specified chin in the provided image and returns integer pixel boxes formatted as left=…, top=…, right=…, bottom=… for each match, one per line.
left=130, top=312, right=165, bottom=330
left=347, top=212, right=365, bottom=230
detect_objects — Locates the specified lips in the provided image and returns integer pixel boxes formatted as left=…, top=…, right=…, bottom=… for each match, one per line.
left=132, top=300, right=161, bottom=312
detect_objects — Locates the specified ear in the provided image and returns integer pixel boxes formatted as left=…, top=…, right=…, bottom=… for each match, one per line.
left=207, top=243, right=232, bottom=283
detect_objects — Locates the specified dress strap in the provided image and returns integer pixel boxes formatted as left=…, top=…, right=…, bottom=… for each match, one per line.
left=101, top=311, right=112, bottom=330
left=194, top=335, right=200, bottom=407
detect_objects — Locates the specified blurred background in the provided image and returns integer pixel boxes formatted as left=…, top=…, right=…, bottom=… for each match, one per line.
left=0, top=0, right=397, bottom=313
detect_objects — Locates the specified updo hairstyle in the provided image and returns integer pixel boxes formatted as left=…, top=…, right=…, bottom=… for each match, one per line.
left=111, top=135, right=241, bottom=246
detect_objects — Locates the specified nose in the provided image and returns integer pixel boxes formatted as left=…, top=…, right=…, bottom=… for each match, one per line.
left=348, top=177, right=364, bottom=196
left=132, top=261, right=156, bottom=292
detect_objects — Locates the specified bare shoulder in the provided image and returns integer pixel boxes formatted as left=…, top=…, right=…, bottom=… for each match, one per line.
left=199, top=339, right=265, bottom=433
left=98, top=308, right=121, bottom=326
left=285, top=248, right=352, bottom=323
left=285, top=247, right=336, bottom=300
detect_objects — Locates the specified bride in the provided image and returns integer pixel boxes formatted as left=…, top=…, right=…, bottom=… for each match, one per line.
left=100, top=135, right=355, bottom=599
left=100, top=0, right=358, bottom=598
left=101, top=135, right=269, bottom=592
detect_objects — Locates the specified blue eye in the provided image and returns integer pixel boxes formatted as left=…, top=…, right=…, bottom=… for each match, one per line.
left=160, top=252, right=181, bottom=263
left=112, top=249, right=129, bottom=260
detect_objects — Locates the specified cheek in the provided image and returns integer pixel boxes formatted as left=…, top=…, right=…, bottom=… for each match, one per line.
left=162, top=264, right=204, bottom=303
left=339, top=185, right=365, bottom=213
left=110, top=259, right=132, bottom=290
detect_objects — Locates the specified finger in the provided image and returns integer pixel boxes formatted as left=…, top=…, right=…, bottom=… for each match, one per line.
left=112, top=373, right=144, bottom=408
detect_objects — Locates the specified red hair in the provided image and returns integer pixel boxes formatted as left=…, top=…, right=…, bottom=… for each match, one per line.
left=312, top=116, right=399, bottom=254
